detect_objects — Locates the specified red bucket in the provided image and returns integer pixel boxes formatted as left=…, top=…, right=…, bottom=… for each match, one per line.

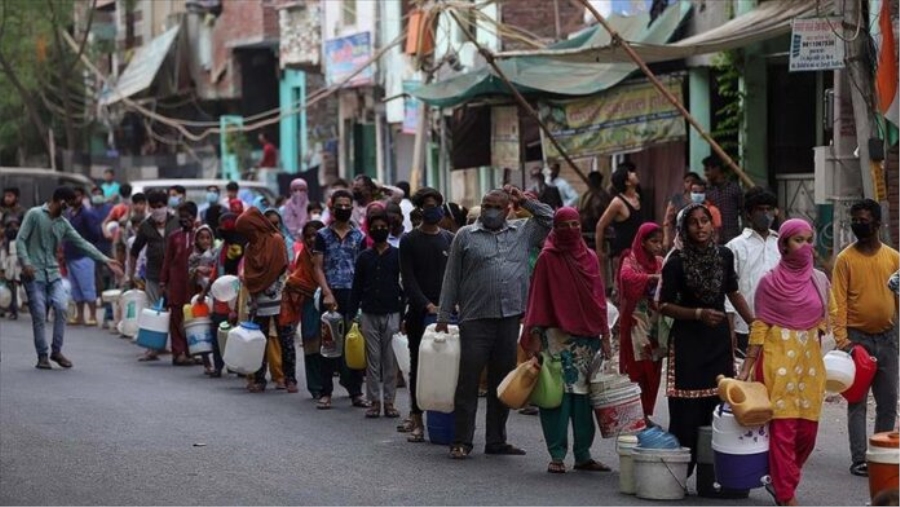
left=842, top=345, right=878, bottom=404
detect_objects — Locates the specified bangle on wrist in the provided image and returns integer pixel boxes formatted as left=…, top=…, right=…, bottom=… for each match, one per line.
left=695, top=308, right=703, bottom=320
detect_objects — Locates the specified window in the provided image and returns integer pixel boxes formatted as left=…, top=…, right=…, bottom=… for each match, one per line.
left=342, top=0, right=357, bottom=27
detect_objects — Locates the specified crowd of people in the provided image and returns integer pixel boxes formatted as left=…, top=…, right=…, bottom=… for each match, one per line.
left=1, top=160, right=898, bottom=506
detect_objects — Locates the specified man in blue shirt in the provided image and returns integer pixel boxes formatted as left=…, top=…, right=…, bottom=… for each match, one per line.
left=65, top=188, right=103, bottom=326
left=100, top=169, right=120, bottom=202
left=312, top=189, right=367, bottom=409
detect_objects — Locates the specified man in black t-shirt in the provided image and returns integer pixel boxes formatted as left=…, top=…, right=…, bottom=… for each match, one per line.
left=398, top=187, right=455, bottom=442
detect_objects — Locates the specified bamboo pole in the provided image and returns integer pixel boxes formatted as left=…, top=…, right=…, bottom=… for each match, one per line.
left=447, top=11, right=591, bottom=186
left=576, top=0, right=756, bottom=188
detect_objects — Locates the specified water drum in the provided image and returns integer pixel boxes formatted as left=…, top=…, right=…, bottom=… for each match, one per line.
left=185, top=317, right=213, bottom=356
left=119, top=290, right=148, bottom=337
left=867, top=432, right=900, bottom=502
left=712, top=404, right=770, bottom=491
left=632, top=447, right=691, bottom=501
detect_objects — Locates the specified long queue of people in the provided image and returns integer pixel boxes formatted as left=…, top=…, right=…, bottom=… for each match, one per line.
left=4, top=174, right=899, bottom=506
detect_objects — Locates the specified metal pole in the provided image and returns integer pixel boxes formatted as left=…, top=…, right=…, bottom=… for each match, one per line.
left=576, top=0, right=756, bottom=188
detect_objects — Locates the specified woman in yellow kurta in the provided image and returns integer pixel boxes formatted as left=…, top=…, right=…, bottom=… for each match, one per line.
left=737, top=219, right=847, bottom=506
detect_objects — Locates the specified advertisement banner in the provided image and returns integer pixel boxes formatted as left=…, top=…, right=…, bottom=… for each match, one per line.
left=491, top=106, right=520, bottom=169
left=324, top=32, right=374, bottom=87
left=402, top=81, right=419, bottom=134
left=538, top=78, right=686, bottom=159
left=789, top=17, right=845, bottom=72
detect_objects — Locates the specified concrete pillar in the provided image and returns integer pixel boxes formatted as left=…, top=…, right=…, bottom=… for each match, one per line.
left=688, top=67, right=711, bottom=171
left=278, top=69, right=307, bottom=174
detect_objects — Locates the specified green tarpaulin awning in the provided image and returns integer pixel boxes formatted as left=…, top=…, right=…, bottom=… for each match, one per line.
left=404, top=2, right=692, bottom=108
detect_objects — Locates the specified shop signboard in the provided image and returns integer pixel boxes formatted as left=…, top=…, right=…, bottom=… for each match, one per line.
left=789, top=17, right=845, bottom=72
left=324, top=31, right=374, bottom=87
left=491, top=106, right=520, bottom=169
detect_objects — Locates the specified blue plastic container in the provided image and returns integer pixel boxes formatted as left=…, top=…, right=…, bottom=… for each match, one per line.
left=713, top=450, right=769, bottom=490
left=426, top=410, right=455, bottom=445
left=136, top=328, right=167, bottom=350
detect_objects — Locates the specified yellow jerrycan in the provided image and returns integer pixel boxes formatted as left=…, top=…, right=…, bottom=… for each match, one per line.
left=345, top=322, right=367, bottom=370
left=716, top=375, right=773, bottom=427
left=498, top=358, right=541, bottom=410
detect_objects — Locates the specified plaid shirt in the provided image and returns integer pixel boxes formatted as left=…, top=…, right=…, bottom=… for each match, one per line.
left=706, top=180, right=743, bottom=244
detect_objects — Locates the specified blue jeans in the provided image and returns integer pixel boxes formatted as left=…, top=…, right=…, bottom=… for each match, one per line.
left=24, top=278, right=68, bottom=357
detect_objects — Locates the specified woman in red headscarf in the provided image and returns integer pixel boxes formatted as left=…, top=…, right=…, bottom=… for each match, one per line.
left=737, top=218, right=843, bottom=506
left=524, top=207, right=611, bottom=474
left=617, top=222, right=665, bottom=424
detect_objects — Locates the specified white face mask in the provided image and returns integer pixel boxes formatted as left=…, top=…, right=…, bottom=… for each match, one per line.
left=150, top=207, right=168, bottom=223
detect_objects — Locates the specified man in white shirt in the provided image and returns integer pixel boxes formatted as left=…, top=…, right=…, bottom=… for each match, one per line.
left=725, top=187, right=780, bottom=353
left=546, top=163, right=580, bottom=208
left=396, top=181, right=415, bottom=232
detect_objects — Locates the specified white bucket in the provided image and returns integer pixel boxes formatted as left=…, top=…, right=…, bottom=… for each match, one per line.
left=392, top=333, right=410, bottom=382
left=712, top=404, right=769, bottom=455
left=633, top=447, right=691, bottom=501
left=617, top=435, right=639, bottom=495
left=185, top=317, right=213, bottom=356
left=592, top=383, right=646, bottom=438
left=823, top=349, right=855, bottom=394
left=120, top=290, right=148, bottom=337
left=101, top=289, right=122, bottom=304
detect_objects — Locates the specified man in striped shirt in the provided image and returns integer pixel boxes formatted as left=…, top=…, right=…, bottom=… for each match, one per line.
left=704, top=156, right=744, bottom=244
left=437, top=186, right=553, bottom=459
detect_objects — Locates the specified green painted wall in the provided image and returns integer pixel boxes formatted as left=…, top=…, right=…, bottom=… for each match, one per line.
left=689, top=67, right=712, bottom=172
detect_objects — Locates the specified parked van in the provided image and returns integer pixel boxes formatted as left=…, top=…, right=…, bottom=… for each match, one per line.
left=0, top=167, right=95, bottom=209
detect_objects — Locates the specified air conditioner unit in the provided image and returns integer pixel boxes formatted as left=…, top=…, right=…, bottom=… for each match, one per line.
left=814, top=146, right=861, bottom=204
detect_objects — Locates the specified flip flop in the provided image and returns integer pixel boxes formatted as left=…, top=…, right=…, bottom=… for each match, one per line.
left=449, top=445, right=471, bottom=459
left=574, top=459, right=611, bottom=472
left=316, top=397, right=332, bottom=410
left=547, top=461, right=566, bottom=474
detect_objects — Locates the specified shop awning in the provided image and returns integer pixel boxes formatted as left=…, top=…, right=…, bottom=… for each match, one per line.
left=494, top=0, right=831, bottom=64
left=405, top=1, right=692, bottom=108
left=100, top=25, right=180, bottom=106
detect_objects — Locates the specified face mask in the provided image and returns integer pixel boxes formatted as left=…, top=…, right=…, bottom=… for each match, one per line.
left=690, top=193, right=706, bottom=204
left=480, top=208, right=506, bottom=230
left=369, top=228, right=390, bottom=243
left=168, top=196, right=182, bottom=208
left=554, top=227, right=582, bottom=247
left=91, top=195, right=105, bottom=205
left=422, top=206, right=444, bottom=225
left=352, top=190, right=365, bottom=203
left=750, top=211, right=775, bottom=230
left=206, top=192, right=219, bottom=204
left=310, top=212, right=322, bottom=221
left=333, top=207, right=352, bottom=223
left=150, top=207, right=168, bottom=223
left=851, top=222, right=876, bottom=240
left=180, top=217, right=193, bottom=229
left=783, top=242, right=814, bottom=269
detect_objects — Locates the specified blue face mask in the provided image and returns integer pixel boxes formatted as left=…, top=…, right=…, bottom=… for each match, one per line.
left=205, top=192, right=219, bottom=204
left=168, top=196, right=182, bottom=208
left=690, top=192, right=706, bottom=204
left=422, top=206, right=445, bottom=225
left=480, top=208, right=506, bottom=230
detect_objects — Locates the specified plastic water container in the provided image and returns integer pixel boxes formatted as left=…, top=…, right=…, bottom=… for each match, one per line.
left=185, top=317, right=213, bottom=356
left=712, top=404, right=770, bottom=491
left=497, top=358, right=541, bottom=410
left=617, top=435, right=639, bottom=494
left=590, top=375, right=646, bottom=438
left=344, top=322, right=366, bottom=370
left=217, top=322, right=232, bottom=355
left=0, top=283, right=11, bottom=310
left=210, top=275, right=240, bottom=302
left=867, top=432, right=900, bottom=502
left=101, top=289, right=122, bottom=304
left=223, top=322, right=266, bottom=374
left=136, top=302, right=170, bottom=350
left=392, top=333, right=410, bottom=382
left=716, top=375, right=773, bottom=427
left=632, top=447, right=691, bottom=501
left=843, top=345, right=878, bottom=403
left=320, top=310, right=345, bottom=359
left=119, top=290, right=148, bottom=337
left=416, top=324, right=460, bottom=413
left=697, top=425, right=749, bottom=499
left=426, top=411, right=455, bottom=445
left=823, top=349, right=856, bottom=394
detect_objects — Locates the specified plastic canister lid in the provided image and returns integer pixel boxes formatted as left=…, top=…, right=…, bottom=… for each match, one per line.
left=240, top=321, right=260, bottom=331
left=870, top=431, right=900, bottom=448
left=617, top=435, right=639, bottom=452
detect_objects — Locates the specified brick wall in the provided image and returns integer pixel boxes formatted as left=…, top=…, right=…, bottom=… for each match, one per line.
left=887, top=145, right=898, bottom=250
left=499, top=1, right=585, bottom=50
left=210, top=0, right=281, bottom=97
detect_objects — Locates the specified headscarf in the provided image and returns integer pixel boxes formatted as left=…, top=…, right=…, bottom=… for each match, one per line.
left=524, top=207, right=608, bottom=337
left=264, top=208, right=295, bottom=261
left=754, top=219, right=824, bottom=330
left=252, top=195, right=269, bottom=212
left=678, top=203, right=724, bottom=307
left=283, top=178, right=309, bottom=236
left=622, top=222, right=662, bottom=274
left=216, top=212, right=244, bottom=276
left=228, top=199, right=244, bottom=215
left=235, top=207, right=288, bottom=294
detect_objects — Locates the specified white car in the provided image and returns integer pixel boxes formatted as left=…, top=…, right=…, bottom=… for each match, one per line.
left=129, top=179, right=277, bottom=207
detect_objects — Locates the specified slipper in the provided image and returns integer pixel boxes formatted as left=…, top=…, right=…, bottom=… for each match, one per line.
left=547, top=461, right=566, bottom=474
left=449, top=445, right=471, bottom=459
left=316, top=397, right=332, bottom=410
left=574, top=459, right=612, bottom=472
left=351, top=396, right=371, bottom=408
left=484, top=443, right=527, bottom=456
left=138, top=355, right=160, bottom=362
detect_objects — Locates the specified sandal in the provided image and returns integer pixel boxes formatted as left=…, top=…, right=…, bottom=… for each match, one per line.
left=383, top=403, right=400, bottom=418
left=396, top=417, right=414, bottom=433
left=316, top=396, right=332, bottom=410
left=351, top=396, right=371, bottom=408
left=365, top=402, right=382, bottom=419
left=247, top=384, right=266, bottom=393
left=484, top=443, right=527, bottom=456
left=573, top=459, right=611, bottom=472
left=547, top=461, right=566, bottom=474
left=449, top=445, right=471, bottom=459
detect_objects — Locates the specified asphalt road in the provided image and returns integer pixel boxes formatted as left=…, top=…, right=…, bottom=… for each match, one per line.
left=0, top=316, right=877, bottom=505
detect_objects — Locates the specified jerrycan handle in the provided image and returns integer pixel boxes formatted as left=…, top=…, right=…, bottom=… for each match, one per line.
left=153, top=297, right=166, bottom=313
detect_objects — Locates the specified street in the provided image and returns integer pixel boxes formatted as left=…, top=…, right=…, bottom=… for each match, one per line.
left=0, top=317, right=875, bottom=506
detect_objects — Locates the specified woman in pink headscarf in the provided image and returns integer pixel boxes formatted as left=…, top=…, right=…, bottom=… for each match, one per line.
left=737, top=218, right=845, bottom=506
left=283, top=178, right=309, bottom=237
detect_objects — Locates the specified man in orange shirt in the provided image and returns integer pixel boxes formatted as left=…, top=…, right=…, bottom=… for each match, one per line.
left=833, top=199, right=900, bottom=477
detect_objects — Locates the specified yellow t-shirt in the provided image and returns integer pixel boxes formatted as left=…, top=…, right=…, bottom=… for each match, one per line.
left=832, top=244, right=900, bottom=341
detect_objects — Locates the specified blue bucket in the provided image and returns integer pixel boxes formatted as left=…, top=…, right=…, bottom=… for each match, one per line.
left=136, top=328, right=167, bottom=350
left=426, top=410, right=455, bottom=445
left=713, top=451, right=769, bottom=490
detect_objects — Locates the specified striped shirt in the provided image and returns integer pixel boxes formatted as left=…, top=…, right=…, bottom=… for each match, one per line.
left=438, top=199, right=553, bottom=323
left=706, top=180, right=743, bottom=244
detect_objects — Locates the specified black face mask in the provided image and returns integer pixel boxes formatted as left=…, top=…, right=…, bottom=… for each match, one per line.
left=369, top=228, right=390, bottom=243
left=352, top=190, right=365, bottom=203
left=220, top=230, right=246, bottom=245
left=334, top=207, right=352, bottom=223
left=851, top=222, right=876, bottom=240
